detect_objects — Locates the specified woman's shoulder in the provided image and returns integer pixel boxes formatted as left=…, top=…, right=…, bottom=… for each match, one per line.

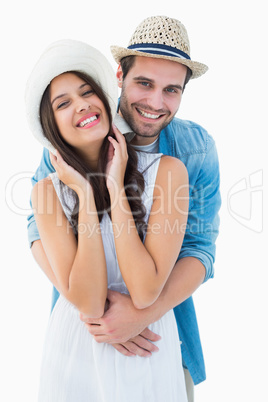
left=159, top=155, right=188, bottom=175
left=32, top=176, right=53, bottom=192
left=157, top=155, right=188, bottom=187
left=32, top=174, right=76, bottom=210
left=31, top=175, right=59, bottom=209
left=31, top=177, right=59, bottom=220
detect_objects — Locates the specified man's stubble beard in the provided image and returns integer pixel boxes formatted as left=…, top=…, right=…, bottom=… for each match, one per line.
left=119, top=88, right=173, bottom=139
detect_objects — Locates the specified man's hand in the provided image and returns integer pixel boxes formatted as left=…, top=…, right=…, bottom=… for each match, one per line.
left=80, top=258, right=206, bottom=357
left=80, top=290, right=161, bottom=357
left=108, top=331, right=160, bottom=357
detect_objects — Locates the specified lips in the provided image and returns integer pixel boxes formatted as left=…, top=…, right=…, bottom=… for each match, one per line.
left=136, top=107, right=164, bottom=120
left=76, top=113, right=99, bottom=128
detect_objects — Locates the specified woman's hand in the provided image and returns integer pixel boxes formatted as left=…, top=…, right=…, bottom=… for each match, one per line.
left=50, top=150, right=90, bottom=196
left=105, top=125, right=128, bottom=195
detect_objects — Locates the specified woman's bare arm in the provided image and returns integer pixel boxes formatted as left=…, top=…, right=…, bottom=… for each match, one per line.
left=32, top=175, right=107, bottom=318
left=109, top=153, right=189, bottom=309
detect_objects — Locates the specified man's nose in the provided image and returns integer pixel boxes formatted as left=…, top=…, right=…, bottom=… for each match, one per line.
left=147, top=89, right=164, bottom=111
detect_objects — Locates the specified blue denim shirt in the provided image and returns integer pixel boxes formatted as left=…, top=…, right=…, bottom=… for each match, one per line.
left=27, top=116, right=221, bottom=385
left=159, top=118, right=221, bottom=384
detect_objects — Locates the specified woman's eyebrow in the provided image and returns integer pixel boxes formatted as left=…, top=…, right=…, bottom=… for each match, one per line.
left=51, top=93, right=67, bottom=106
left=51, top=83, right=90, bottom=106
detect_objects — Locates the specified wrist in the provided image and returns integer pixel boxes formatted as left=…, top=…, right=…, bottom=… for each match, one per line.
left=109, top=186, right=126, bottom=208
left=142, top=298, right=167, bottom=325
left=76, top=182, right=94, bottom=203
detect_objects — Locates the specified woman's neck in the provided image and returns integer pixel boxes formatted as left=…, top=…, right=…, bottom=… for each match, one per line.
left=76, top=143, right=102, bottom=172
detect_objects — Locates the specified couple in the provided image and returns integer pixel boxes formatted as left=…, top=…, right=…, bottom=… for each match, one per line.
left=26, top=16, right=221, bottom=402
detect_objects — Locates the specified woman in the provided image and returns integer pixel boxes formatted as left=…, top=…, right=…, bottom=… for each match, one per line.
left=26, top=39, right=189, bottom=401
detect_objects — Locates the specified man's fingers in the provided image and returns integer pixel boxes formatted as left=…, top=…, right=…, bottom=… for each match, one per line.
left=106, top=289, right=119, bottom=300
left=79, top=312, right=101, bottom=324
left=84, top=326, right=161, bottom=357
left=130, top=335, right=159, bottom=354
left=140, top=328, right=162, bottom=342
left=111, top=335, right=161, bottom=357
left=111, top=344, right=136, bottom=357
left=121, top=339, right=152, bottom=357
left=84, top=323, right=103, bottom=336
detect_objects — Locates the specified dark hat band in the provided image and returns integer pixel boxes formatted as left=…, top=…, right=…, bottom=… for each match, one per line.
left=128, top=43, right=191, bottom=60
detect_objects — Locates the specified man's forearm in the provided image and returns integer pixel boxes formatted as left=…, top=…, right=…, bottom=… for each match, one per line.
left=145, top=257, right=206, bottom=323
left=82, top=256, right=206, bottom=347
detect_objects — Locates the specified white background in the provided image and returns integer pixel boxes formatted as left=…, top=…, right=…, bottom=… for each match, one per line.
left=1, top=0, right=267, bottom=400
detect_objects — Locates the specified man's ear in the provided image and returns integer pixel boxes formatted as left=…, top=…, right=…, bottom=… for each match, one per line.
left=116, top=64, right=123, bottom=88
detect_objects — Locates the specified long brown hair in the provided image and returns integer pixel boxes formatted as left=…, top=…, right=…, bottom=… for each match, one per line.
left=40, top=70, right=146, bottom=239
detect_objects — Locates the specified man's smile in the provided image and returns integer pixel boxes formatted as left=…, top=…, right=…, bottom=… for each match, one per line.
left=136, top=107, right=164, bottom=120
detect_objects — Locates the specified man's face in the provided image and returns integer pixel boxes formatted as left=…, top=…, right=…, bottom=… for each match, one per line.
left=117, top=56, right=187, bottom=145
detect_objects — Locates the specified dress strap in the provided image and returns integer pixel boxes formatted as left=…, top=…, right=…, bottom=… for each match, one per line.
left=140, top=153, right=163, bottom=175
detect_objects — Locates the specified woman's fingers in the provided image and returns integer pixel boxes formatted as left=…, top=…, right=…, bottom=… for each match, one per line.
left=112, top=124, right=127, bottom=150
left=50, top=150, right=62, bottom=166
left=49, top=150, right=68, bottom=173
left=107, top=141, right=115, bottom=164
left=107, top=135, right=119, bottom=151
left=49, top=151, right=57, bottom=166
left=112, top=123, right=124, bottom=140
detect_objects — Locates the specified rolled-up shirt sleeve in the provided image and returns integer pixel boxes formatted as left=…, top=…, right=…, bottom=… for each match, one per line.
left=27, top=148, right=55, bottom=247
left=178, top=136, right=221, bottom=282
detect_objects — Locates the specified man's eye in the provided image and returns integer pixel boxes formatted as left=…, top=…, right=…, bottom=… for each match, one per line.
left=139, top=82, right=150, bottom=87
left=165, top=88, right=177, bottom=93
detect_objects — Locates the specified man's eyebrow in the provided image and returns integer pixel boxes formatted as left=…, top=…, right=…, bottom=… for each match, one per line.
left=168, top=84, right=183, bottom=91
left=133, top=76, right=154, bottom=83
left=133, top=76, right=183, bottom=91
left=51, top=83, right=90, bottom=106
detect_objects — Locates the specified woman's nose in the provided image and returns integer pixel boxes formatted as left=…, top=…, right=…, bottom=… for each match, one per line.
left=76, top=99, right=90, bottom=113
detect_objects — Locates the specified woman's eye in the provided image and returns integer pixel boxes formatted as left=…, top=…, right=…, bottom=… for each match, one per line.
left=83, top=90, right=94, bottom=96
left=57, top=101, right=69, bottom=109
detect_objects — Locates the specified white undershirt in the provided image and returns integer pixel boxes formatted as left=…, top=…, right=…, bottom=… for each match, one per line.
left=132, top=137, right=159, bottom=153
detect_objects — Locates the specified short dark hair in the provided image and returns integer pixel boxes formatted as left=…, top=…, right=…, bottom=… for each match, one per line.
left=120, top=56, right=192, bottom=91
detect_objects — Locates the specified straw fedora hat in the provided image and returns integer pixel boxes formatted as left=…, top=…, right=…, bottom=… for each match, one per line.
left=111, top=15, right=208, bottom=79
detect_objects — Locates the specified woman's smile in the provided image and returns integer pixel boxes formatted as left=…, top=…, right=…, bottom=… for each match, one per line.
left=76, top=113, right=100, bottom=128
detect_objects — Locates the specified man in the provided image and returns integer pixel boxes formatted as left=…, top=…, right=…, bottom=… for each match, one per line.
left=28, top=16, right=221, bottom=401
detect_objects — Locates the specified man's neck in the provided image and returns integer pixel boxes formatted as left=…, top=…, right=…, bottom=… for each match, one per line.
left=130, top=134, right=160, bottom=146
left=131, top=136, right=159, bottom=153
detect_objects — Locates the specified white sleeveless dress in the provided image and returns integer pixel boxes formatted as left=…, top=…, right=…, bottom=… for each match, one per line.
left=38, top=152, right=187, bottom=402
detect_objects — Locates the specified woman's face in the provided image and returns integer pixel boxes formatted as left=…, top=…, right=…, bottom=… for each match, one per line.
left=50, top=72, right=110, bottom=151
